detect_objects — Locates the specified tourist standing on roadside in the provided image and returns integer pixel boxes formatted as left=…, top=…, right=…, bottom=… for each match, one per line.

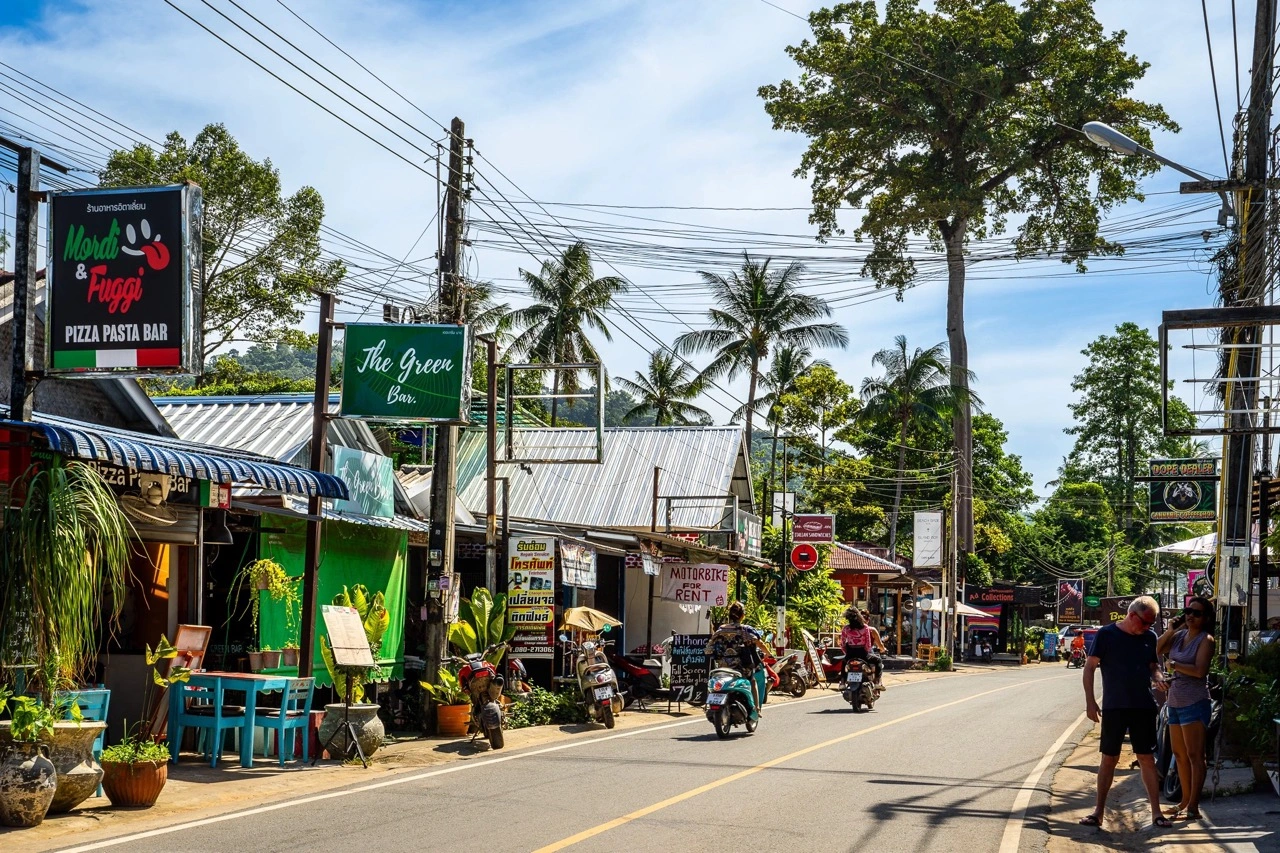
left=1156, top=595, right=1215, bottom=821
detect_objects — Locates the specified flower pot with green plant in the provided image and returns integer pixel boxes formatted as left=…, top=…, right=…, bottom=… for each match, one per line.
left=0, top=688, right=59, bottom=827
left=260, top=646, right=282, bottom=670
left=246, top=642, right=264, bottom=673
left=99, top=636, right=190, bottom=808
left=422, top=667, right=470, bottom=737
left=317, top=586, right=389, bottom=757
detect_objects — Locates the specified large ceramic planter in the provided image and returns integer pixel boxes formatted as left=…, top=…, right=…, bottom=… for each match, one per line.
left=436, top=704, right=471, bottom=737
left=0, top=720, right=105, bottom=814
left=0, top=742, right=57, bottom=828
left=317, top=703, right=384, bottom=758
left=100, top=760, right=167, bottom=808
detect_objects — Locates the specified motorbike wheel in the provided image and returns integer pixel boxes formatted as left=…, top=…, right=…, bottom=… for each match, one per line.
left=787, top=673, right=807, bottom=698
left=602, top=704, right=616, bottom=729
left=487, top=725, right=505, bottom=750
left=1162, top=761, right=1182, bottom=803
left=714, top=706, right=732, bottom=739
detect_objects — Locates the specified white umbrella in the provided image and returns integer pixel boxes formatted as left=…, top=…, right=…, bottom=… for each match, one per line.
left=1149, top=532, right=1259, bottom=557
left=918, top=597, right=994, bottom=619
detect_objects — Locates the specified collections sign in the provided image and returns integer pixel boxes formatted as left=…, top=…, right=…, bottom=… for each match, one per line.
left=966, top=586, right=1015, bottom=606
left=507, top=536, right=555, bottom=659
left=791, top=513, right=834, bottom=543
left=560, top=540, right=597, bottom=589
left=330, top=447, right=394, bottom=518
left=1148, top=458, right=1217, bottom=523
left=913, top=511, right=943, bottom=567
left=1057, top=579, right=1085, bottom=624
left=660, top=563, right=729, bottom=606
left=341, top=323, right=471, bottom=422
left=48, top=184, right=201, bottom=375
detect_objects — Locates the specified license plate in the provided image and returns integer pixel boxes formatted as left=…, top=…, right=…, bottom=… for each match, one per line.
left=707, top=693, right=728, bottom=706
left=593, top=686, right=613, bottom=700
left=846, top=671, right=863, bottom=683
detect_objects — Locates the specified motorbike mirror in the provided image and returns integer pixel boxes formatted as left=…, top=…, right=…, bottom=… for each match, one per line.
left=558, top=633, right=569, bottom=643
left=602, top=624, right=611, bottom=633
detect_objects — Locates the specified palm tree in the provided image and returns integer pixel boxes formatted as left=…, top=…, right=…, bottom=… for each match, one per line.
left=860, top=335, right=978, bottom=558
left=506, top=242, right=626, bottom=424
left=738, top=345, right=826, bottom=496
left=617, top=351, right=710, bottom=425
left=674, top=254, right=847, bottom=448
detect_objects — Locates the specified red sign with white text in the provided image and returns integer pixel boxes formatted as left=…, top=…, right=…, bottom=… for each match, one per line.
left=790, top=543, right=819, bottom=571
left=791, top=514, right=834, bottom=543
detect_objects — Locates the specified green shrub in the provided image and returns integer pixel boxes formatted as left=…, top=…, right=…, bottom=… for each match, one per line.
left=505, top=687, right=587, bottom=729
left=931, top=650, right=953, bottom=672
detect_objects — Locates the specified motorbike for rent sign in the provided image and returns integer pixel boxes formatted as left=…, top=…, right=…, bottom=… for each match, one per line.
left=47, top=184, right=202, bottom=375
left=507, top=536, right=556, bottom=659
left=661, top=563, right=729, bottom=606
left=341, top=323, right=471, bottom=422
left=1148, top=458, right=1218, bottom=523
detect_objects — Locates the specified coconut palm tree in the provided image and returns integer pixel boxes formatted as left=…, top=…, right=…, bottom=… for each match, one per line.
left=674, top=254, right=847, bottom=447
left=618, top=351, right=710, bottom=426
left=506, top=242, right=626, bottom=424
left=860, top=335, right=978, bottom=558
left=737, top=345, right=827, bottom=496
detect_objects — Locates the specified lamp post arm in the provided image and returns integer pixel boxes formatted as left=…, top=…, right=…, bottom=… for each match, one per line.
left=1136, top=144, right=1235, bottom=221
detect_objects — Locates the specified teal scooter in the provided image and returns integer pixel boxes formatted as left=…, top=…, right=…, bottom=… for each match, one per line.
left=704, top=664, right=767, bottom=738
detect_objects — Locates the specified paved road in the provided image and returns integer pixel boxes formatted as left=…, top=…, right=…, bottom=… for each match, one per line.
left=61, top=666, right=1085, bottom=853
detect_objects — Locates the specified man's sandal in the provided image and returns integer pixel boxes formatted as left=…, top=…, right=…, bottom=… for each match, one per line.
left=1150, top=816, right=1173, bottom=829
left=1078, top=813, right=1103, bottom=828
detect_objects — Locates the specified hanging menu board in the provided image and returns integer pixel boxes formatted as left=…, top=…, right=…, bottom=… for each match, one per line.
left=669, top=633, right=711, bottom=692
left=321, top=605, right=375, bottom=668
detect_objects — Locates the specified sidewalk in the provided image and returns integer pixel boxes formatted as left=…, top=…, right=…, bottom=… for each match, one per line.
left=1045, top=721, right=1279, bottom=851
left=2, top=667, right=955, bottom=852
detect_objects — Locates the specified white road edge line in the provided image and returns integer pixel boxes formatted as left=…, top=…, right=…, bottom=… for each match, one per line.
left=997, top=710, right=1088, bottom=853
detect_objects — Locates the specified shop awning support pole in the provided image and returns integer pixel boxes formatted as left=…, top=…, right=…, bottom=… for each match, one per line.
left=299, top=290, right=336, bottom=679
left=484, top=334, right=498, bottom=592
left=647, top=466, right=658, bottom=652
left=896, top=589, right=903, bottom=656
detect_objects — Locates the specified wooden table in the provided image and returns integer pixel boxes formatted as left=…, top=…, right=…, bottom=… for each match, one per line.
left=169, top=671, right=291, bottom=768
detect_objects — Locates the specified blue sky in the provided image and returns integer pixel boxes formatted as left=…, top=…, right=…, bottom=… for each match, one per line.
left=0, top=0, right=1251, bottom=495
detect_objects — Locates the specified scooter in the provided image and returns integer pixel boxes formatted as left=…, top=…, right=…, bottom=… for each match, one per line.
left=1154, top=674, right=1223, bottom=802
left=705, top=664, right=767, bottom=738
left=562, top=633, right=624, bottom=728
left=455, top=643, right=506, bottom=750
left=607, top=648, right=662, bottom=709
left=1066, top=648, right=1086, bottom=669
left=817, top=644, right=847, bottom=684
left=841, top=656, right=878, bottom=712
left=980, top=640, right=993, bottom=663
left=763, top=652, right=808, bottom=697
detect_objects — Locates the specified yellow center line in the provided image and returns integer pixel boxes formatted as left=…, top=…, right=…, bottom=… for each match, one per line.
left=533, top=673, right=1074, bottom=852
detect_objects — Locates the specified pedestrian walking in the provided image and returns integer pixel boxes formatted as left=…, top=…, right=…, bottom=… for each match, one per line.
left=1079, top=595, right=1170, bottom=830
left=1155, top=595, right=1216, bottom=821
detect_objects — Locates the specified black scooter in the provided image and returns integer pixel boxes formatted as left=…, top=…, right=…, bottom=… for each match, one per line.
left=1153, top=674, right=1223, bottom=803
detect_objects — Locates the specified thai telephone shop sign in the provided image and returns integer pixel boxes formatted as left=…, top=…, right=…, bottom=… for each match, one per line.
left=341, top=324, right=471, bottom=422
left=47, top=184, right=202, bottom=375
left=1148, top=458, right=1218, bottom=523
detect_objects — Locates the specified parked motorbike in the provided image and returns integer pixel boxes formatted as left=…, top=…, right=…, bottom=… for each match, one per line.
left=817, top=644, right=847, bottom=684
left=607, top=648, right=662, bottom=709
left=562, top=633, right=624, bottom=728
left=1066, top=648, right=1086, bottom=669
left=841, top=656, right=878, bottom=712
left=1154, top=674, right=1224, bottom=803
left=763, top=652, right=808, bottom=697
left=705, top=664, right=766, bottom=738
left=455, top=643, right=506, bottom=750
left=980, top=641, right=993, bottom=663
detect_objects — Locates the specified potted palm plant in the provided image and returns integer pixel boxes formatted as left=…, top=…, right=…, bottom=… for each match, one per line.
left=0, top=689, right=58, bottom=828
left=422, top=667, right=470, bottom=737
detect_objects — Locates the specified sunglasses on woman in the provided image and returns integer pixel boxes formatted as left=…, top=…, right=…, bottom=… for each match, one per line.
left=1183, top=608, right=1205, bottom=618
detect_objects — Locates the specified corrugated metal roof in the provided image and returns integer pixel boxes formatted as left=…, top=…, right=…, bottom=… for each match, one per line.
left=455, top=426, right=753, bottom=529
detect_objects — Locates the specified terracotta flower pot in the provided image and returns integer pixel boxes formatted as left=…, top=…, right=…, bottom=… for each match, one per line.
left=261, top=650, right=282, bottom=669
left=282, top=647, right=300, bottom=667
left=436, top=704, right=471, bottom=737
left=248, top=652, right=264, bottom=672
left=0, top=742, right=57, bottom=827
left=100, top=760, right=167, bottom=808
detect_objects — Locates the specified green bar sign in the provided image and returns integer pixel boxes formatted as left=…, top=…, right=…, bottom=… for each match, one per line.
left=341, top=323, right=471, bottom=422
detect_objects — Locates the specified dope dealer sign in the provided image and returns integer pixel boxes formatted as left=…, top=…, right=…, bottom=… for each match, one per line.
left=47, top=184, right=202, bottom=375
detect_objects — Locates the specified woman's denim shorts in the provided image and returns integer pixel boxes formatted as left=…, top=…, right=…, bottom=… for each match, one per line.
left=1167, top=698, right=1212, bottom=727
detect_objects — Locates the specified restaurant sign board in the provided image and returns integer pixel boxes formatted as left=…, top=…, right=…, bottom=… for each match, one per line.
left=341, top=323, right=471, bottom=422
left=1148, top=457, right=1217, bottom=523
left=47, top=184, right=202, bottom=375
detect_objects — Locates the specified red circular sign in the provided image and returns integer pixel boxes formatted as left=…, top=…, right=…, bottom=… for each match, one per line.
left=790, top=543, right=819, bottom=571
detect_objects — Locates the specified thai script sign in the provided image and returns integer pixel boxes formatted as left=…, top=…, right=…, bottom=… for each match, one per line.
left=560, top=540, right=597, bottom=589
left=913, top=511, right=943, bottom=567
left=791, top=513, right=834, bottom=543
left=661, top=563, right=729, bottom=606
left=47, top=184, right=201, bottom=375
left=507, top=536, right=555, bottom=659
left=1148, top=458, right=1218, bottom=523
left=669, top=633, right=711, bottom=692
left=341, top=323, right=471, bottom=422
left=331, top=446, right=394, bottom=518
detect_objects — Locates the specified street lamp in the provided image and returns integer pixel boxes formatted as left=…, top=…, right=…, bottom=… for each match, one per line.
left=1082, top=121, right=1234, bottom=226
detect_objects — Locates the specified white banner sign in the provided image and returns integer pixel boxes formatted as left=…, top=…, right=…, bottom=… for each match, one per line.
left=660, top=563, right=729, bottom=606
left=913, top=511, right=943, bottom=567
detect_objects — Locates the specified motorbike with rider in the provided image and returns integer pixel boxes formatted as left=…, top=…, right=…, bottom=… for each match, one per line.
left=839, top=608, right=886, bottom=706
left=703, top=601, right=771, bottom=737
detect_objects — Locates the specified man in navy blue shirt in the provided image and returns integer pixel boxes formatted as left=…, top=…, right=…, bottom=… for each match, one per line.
left=1079, top=595, right=1170, bottom=829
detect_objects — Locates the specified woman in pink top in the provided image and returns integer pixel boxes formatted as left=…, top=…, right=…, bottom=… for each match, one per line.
left=839, top=607, right=884, bottom=690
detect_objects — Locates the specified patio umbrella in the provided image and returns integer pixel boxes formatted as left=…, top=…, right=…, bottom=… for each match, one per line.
left=560, top=606, right=622, bottom=634
left=1148, top=532, right=1259, bottom=557
left=918, top=597, right=992, bottom=619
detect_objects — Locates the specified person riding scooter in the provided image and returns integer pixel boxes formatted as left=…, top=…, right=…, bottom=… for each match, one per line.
left=705, top=601, right=771, bottom=716
left=840, top=608, right=885, bottom=693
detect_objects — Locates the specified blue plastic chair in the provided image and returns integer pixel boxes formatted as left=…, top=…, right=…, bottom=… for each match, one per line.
left=257, top=678, right=315, bottom=766
left=56, top=688, right=110, bottom=796
left=169, top=680, right=246, bottom=768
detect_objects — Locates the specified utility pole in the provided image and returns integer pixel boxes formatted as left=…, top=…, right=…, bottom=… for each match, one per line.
left=299, top=290, right=336, bottom=678
left=484, top=334, right=498, bottom=592
left=780, top=435, right=789, bottom=644
left=424, top=118, right=468, bottom=725
left=1259, top=397, right=1272, bottom=632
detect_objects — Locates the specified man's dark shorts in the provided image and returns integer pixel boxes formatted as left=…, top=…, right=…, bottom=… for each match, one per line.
left=1099, top=708, right=1157, bottom=756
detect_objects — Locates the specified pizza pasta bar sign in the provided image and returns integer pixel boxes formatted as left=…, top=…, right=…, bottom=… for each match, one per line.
left=47, top=184, right=202, bottom=375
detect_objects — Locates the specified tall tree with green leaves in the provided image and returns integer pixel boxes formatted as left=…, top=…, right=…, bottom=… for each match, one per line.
left=675, top=254, right=847, bottom=447
left=859, top=335, right=975, bottom=558
left=102, top=124, right=344, bottom=362
left=506, top=242, right=627, bottom=425
left=778, top=364, right=859, bottom=484
left=752, top=346, right=826, bottom=495
left=617, top=351, right=711, bottom=426
left=760, top=0, right=1175, bottom=558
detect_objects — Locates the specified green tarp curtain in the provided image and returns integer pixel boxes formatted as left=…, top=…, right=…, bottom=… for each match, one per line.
left=258, top=517, right=407, bottom=690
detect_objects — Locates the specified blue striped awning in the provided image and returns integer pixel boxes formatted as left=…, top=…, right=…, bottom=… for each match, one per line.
left=1, top=417, right=349, bottom=501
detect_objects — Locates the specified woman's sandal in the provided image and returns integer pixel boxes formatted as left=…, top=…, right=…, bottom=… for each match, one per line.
left=1185, top=808, right=1201, bottom=821
left=1078, top=813, right=1103, bottom=828
left=1150, top=816, right=1173, bottom=829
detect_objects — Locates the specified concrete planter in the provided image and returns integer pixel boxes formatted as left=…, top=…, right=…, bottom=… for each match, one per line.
left=0, top=742, right=57, bottom=828
left=317, top=704, right=384, bottom=758
left=0, top=720, right=105, bottom=814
